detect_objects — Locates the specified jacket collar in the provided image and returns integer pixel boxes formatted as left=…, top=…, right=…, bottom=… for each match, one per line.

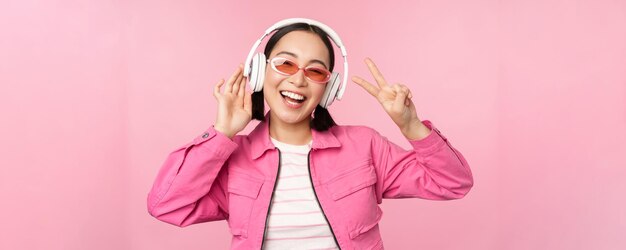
left=249, top=111, right=341, bottom=159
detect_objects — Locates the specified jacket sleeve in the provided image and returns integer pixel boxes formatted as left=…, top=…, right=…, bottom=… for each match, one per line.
left=372, top=120, right=474, bottom=202
left=147, top=126, right=238, bottom=227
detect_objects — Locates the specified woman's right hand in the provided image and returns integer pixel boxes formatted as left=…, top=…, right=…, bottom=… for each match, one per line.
left=213, top=64, right=252, bottom=139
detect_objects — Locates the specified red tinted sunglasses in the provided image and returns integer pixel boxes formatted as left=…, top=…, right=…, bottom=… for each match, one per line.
left=267, top=57, right=331, bottom=84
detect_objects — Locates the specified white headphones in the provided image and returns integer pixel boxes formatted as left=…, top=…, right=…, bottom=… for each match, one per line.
left=243, top=18, right=348, bottom=108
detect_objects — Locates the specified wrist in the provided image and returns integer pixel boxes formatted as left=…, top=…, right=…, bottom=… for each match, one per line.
left=401, top=121, right=431, bottom=141
left=214, top=125, right=234, bottom=139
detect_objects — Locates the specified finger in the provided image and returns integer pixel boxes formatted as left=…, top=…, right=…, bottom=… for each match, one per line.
left=213, top=79, right=225, bottom=98
left=351, top=75, right=379, bottom=97
left=399, top=85, right=411, bottom=106
left=401, top=85, right=410, bottom=97
left=398, top=84, right=411, bottom=98
left=232, top=71, right=243, bottom=95
left=236, top=77, right=247, bottom=107
left=243, top=91, right=252, bottom=116
left=364, top=58, right=388, bottom=88
left=393, top=85, right=408, bottom=111
left=393, top=84, right=402, bottom=95
left=233, top=63, right=246, bottom=95
left=225, top=66, right=242, bottom=93
left=238, top=75, right=246, bottom=98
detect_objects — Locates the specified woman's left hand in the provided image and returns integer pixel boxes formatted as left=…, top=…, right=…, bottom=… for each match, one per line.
left=351, top=58, right=431, bottom=140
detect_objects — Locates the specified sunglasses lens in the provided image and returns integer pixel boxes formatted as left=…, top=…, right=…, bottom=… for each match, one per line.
left=305, top=68, right=330, bottom=82
left=270, top=57, right=330, bottom=83
left=272, top=58, right=298, bottom=74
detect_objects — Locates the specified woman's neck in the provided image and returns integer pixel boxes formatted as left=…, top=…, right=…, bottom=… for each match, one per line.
left=268, top=112, right=312, bottom=145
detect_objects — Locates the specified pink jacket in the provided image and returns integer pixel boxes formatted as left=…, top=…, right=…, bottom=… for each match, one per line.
left=147, top=114, right=473, bottom=249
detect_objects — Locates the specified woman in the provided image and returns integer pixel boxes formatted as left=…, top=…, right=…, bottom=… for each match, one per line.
left=147, top=18, right=474, bottom=250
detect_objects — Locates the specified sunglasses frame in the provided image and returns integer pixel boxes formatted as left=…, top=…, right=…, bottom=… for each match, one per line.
left=267, top=57, right=331, bottom=84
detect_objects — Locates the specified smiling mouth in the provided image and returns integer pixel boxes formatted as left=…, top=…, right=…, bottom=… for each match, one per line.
left=280, top=90, right=306, bottom=104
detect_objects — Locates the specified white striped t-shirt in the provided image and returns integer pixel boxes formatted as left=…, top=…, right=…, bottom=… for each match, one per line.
left=262, top=137, right=339, bottom=250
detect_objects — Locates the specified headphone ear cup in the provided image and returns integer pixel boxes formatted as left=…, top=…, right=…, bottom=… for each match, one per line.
left=249, top=53, right=266, bottom=92
left=319, top=72, right=341, bottom=108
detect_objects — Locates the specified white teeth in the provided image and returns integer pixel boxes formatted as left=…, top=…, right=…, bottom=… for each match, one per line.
left=280, top=91, right=305, bottom=101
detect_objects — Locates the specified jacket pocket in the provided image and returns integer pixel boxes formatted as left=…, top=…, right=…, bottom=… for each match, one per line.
left=323, top=158, right=377, bottom=200
left=349, top=206, right=383, bottom=240
left=323, top=159, right=382, bottom=240
left=227, top=170, right=264, bottom=238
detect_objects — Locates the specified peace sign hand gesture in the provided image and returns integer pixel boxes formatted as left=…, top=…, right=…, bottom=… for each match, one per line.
left=352, top=58, right=431, bottom=140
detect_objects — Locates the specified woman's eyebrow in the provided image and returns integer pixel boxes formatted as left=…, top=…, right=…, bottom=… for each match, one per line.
left=276, top=51, right=328, bottom=69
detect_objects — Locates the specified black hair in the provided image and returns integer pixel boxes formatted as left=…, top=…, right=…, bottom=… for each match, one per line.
left=251, top=22, right=337, bottom=131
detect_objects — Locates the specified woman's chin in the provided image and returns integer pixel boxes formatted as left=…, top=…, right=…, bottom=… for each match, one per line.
left=271, top=105, right=314, bottom=125
left=275, top=109, right=308, bottom=124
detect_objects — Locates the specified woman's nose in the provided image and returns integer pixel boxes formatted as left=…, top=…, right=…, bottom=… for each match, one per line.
left=287, top=68, right=307, bottom=87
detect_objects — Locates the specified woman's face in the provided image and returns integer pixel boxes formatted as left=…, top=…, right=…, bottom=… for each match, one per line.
left=263, top=30, right=331, bottom=125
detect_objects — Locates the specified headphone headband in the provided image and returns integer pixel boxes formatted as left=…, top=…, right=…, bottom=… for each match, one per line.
left=243, top=18, right=348, bottom=100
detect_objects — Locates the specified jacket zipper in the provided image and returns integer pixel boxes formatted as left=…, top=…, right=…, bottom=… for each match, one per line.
left=260, top=148, right=282, bottom=250
left=307, top=150, right=341, bottom=249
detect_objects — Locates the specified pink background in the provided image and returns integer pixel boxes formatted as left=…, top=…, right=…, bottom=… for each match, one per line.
left=1, top=0, right=625, bottom=249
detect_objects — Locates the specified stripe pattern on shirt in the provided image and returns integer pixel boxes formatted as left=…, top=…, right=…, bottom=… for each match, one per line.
left=263, top=137, right=339, bottom=250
